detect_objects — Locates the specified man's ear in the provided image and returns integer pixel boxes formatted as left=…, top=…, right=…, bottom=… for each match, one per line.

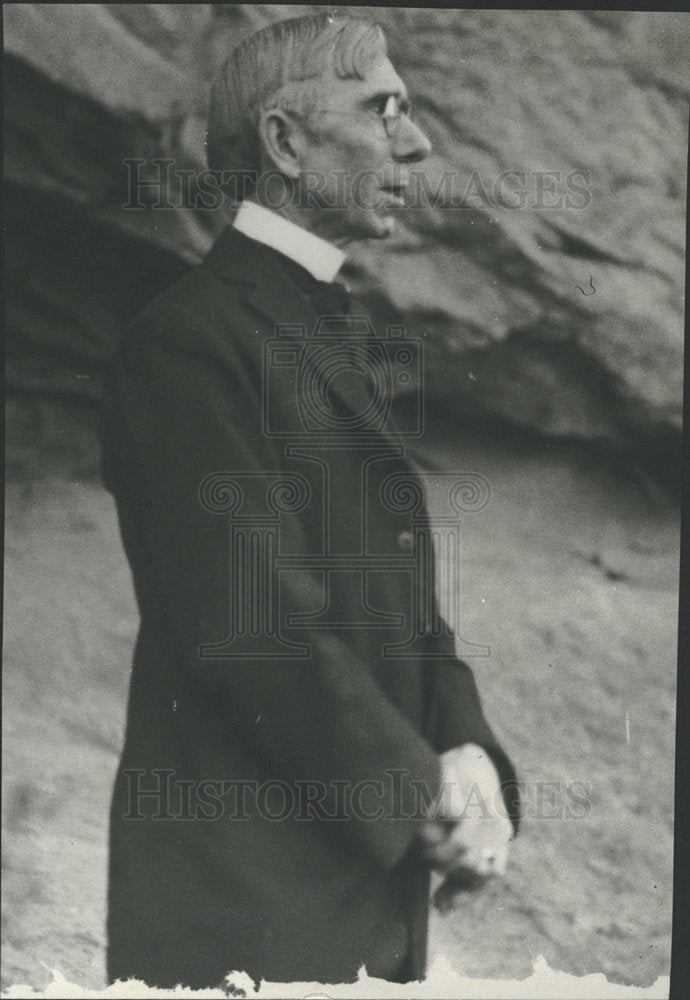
left=258, top=108, right=304, bottom=178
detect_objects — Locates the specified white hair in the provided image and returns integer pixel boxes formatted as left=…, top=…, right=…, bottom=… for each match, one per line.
left=206, top=12, right=387, bottom=192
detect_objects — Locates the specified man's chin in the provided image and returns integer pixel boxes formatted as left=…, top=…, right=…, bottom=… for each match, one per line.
left=375, top=215, right=396, bottom=238
left=336, top=211, right=397, bottom=243
left=358, top=213, right=397, bottom=240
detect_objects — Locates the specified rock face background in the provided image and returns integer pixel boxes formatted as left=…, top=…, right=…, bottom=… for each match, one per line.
left=2, top=4, right=685, bottom=994
left=4, top=4, right=687, bottom=480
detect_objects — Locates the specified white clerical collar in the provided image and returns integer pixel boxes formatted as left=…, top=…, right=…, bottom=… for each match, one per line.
left=233, top=201, right=345, bottom=284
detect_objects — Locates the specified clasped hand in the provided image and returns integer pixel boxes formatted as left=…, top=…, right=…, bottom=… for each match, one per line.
left=419, top=744, right=513, bottom=891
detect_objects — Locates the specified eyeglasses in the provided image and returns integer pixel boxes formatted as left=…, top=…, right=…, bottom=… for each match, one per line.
left=379, top=94, right=413, bottom=139
left=292, top=94, right=415, bottom=139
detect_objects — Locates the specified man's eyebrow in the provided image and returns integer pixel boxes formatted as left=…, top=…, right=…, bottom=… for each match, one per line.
left=364, top=89, right=408, bottom=104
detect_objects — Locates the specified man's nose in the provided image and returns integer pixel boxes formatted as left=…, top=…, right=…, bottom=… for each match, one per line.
left=392, top=115, right=432, bottom=163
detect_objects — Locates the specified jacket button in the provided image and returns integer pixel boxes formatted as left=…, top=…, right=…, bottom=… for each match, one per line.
left=396, top=530, right=414, bottom=552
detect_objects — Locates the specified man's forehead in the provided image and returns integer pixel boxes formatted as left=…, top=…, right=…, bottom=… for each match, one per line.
left=323, top=53, right=408, bottom=101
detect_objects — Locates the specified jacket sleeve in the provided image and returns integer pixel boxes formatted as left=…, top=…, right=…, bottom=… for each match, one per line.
left=101, top=301, right=441, bottom=870
left=391, top=423, right=521, bottom=832
left=429, top=647, right=521, bottom=834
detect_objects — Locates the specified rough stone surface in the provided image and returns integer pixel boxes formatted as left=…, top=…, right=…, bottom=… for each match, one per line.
left=4, top=5, right=687, bottom=477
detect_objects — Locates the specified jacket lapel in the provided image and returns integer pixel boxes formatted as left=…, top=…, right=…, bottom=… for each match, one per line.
left=203, top=225, right=317, bottom=333
left=202, top=226, right=387, bottom=429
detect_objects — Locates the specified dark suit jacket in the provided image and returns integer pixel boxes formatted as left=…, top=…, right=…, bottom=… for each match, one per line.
left=99, top=225, right=519, bottom=989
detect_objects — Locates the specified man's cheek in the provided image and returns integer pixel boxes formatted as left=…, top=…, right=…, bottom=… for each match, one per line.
left=335, top=136, right=384, bottom=170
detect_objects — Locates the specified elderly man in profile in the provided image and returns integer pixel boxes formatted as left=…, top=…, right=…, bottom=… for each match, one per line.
left=100, top=12, right=519, bottom=990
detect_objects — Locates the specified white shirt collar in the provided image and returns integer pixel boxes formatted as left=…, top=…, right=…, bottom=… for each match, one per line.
left=233, top=201, right=345, bottom=284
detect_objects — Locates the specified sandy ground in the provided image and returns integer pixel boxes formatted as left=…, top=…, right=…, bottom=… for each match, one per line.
left=2, top=426, right=679, bottom=993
